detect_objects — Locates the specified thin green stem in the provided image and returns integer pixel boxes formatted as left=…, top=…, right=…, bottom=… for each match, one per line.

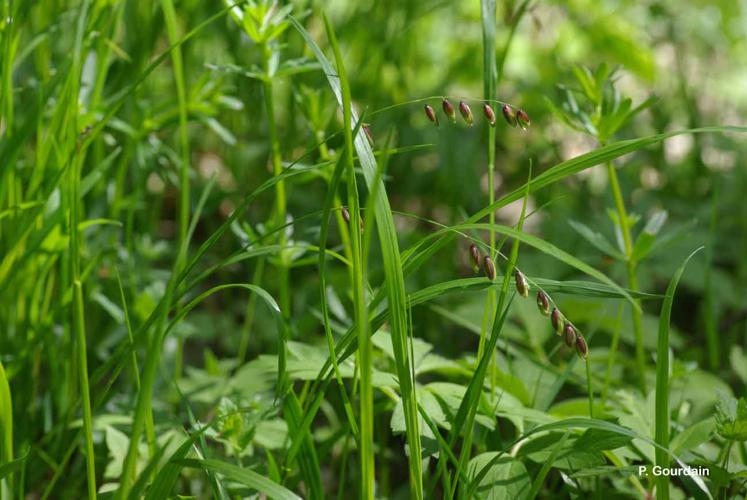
left=261, top=42, right=290, bottom=318
left=73, top=280, right=96, bottom=500
left=606, top=160, right=645, bottom=391
left=161, top=0, right=190, bottom=382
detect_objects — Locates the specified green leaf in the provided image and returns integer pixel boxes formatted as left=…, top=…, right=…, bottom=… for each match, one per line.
left=569, top=219, right=625, bottom=260
left=715, top=395, right=747, bottom=442
left=466, top=454, right=530, bottom=500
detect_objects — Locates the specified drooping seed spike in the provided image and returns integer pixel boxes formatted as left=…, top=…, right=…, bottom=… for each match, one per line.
left=483, top=103, right=496, bottom=127
left=341, top=206, right=351, bottom=224
left=514, top=270, right=529, bottom=297
left=516, top=109, right=531, bottom=129
left=551, top=307, right=564, bottom=336
left=483, top=256, right=496, bottom=281
left=424, top=104, right=439, bottom=127
left=575, top=334, right=588, bottom=359
left=469, top=243, right=481, bottom=272
left=502, top=104, right=517, bottom=127
left=564, top=323, right=577, bottom=348
left=459, top=100, right=473, bottom=126
left=442, top=99, right=456, bottom=123
left=536, top=290, right=550, bottom=316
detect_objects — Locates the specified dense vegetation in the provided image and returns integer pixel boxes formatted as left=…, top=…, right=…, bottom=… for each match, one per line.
left=1, top=0, right=746, bottom=498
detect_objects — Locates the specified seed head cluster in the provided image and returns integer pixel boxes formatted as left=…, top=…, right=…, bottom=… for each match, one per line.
left=466, top=242, right=588, bottom=359
left=422, top=99, right=530, bottom=130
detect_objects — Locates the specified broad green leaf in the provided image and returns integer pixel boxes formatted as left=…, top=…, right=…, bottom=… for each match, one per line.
left=466, top=454, right=531, bottom=500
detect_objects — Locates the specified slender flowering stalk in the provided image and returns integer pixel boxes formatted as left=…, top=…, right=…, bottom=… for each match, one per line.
left=502, top=104, right=517, bottom=127
left=459, top=100, right=473, bottom=126
left=536, top=290, right=550, bottom=316
left=442, top=98, right=456, bottom=123
left=424, top=104, right=439, bottom=126
left=564, top=323, right=577, bottom=348
left=514, top=269, right=529, bottom=297
left=516, top=109, right=531, bottom=129
left=483, top=256, right=496, bottom=281
left=551, top=307, right=564, bottom=336
left=576, top=334, right=589, bottom=359
left=483, top=103, right=496, bottom=127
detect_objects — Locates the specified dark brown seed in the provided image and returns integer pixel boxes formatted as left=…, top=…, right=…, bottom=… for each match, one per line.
left=516, top=109, right=531, bottom=129
left=575, top=334, right=588, bottom=359
left=564, top=323, right=577, bottom=348
left=514, top=270, right=529, bottom=297
left=424, top=104, right=439, bottom=126
left=551, top=307, right=564, bottom=336
left=483, top=103, right=496, bottom=127
left=536, top=290, right=550, bottom=316
left=442, top=99, right=456, bottom=123
left=469, top=243, right=481, bottom=272
left=459, top=101, right=473, bottom=126
left=502, top=104, right=517, bottom=127
left=483, top=256, right=496, bottom=281
left=341, top=206, right=351, bottom=224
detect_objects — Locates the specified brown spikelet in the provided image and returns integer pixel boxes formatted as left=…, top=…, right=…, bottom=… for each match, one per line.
left=536, top=290, right=550, bottom=316
left=442, top=99, right=456, bottom=123
left=514, top=270, right=530, bottom=297
left=502, top=104, right=517, bottom=127
left=564, top=323, right=577, bottom=348
left=424, top=104, right=439, bottom=126
left=551, top=307, right=564, bottom=336
left=469, top=243, right=481, bottom=272
left=483, top=256, right=496, bottom=281
left=483, top=104, right=496, bottom=127
left=575, top=334, right=588, bottom=359
left=341, top=206, right=351, bottom=224
left=516, top=109, right=531, bottom=129
left=459, top=101, right=473, bottom=126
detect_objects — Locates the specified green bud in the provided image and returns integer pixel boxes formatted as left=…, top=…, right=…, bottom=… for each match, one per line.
left=564, top=323, right=577, bottom=348
left=536, top=290, right=550, bottom=316
left=459, top=101, right=473, bottom=126
left=575, top=334, right=588, bottom=359
left=483, top=256, right=496, bottom=281
left=442, top=99, right=456, bottom=123
left=516, top=109, right=531, bottom=129
left=502, top=104, right=517, bottom=127
left=514, top=270, right=529, bottom=297
left=424, top=104, right=439, bottom=126
left=483, top=104, right=496, bottom=127
left=551, top=307, right=564, bottom=336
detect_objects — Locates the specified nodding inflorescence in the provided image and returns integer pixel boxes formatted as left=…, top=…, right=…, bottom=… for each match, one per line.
left=466, top=239, right=587, bottom=359
left=442, top=98, right=456, bottom=123
left=459, top=100, right=473, bottom=126
left=424, top=104, right=439, bottom=126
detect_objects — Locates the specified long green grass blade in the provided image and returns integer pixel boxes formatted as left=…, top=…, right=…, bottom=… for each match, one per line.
left=654, top=247, right=703, bottom=500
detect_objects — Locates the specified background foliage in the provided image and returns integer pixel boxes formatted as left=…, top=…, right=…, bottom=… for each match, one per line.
left=1, top=0, right=746, bottom=498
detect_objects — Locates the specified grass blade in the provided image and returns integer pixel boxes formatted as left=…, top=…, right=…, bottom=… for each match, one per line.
left=654, top=247, right=703, bottom=500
